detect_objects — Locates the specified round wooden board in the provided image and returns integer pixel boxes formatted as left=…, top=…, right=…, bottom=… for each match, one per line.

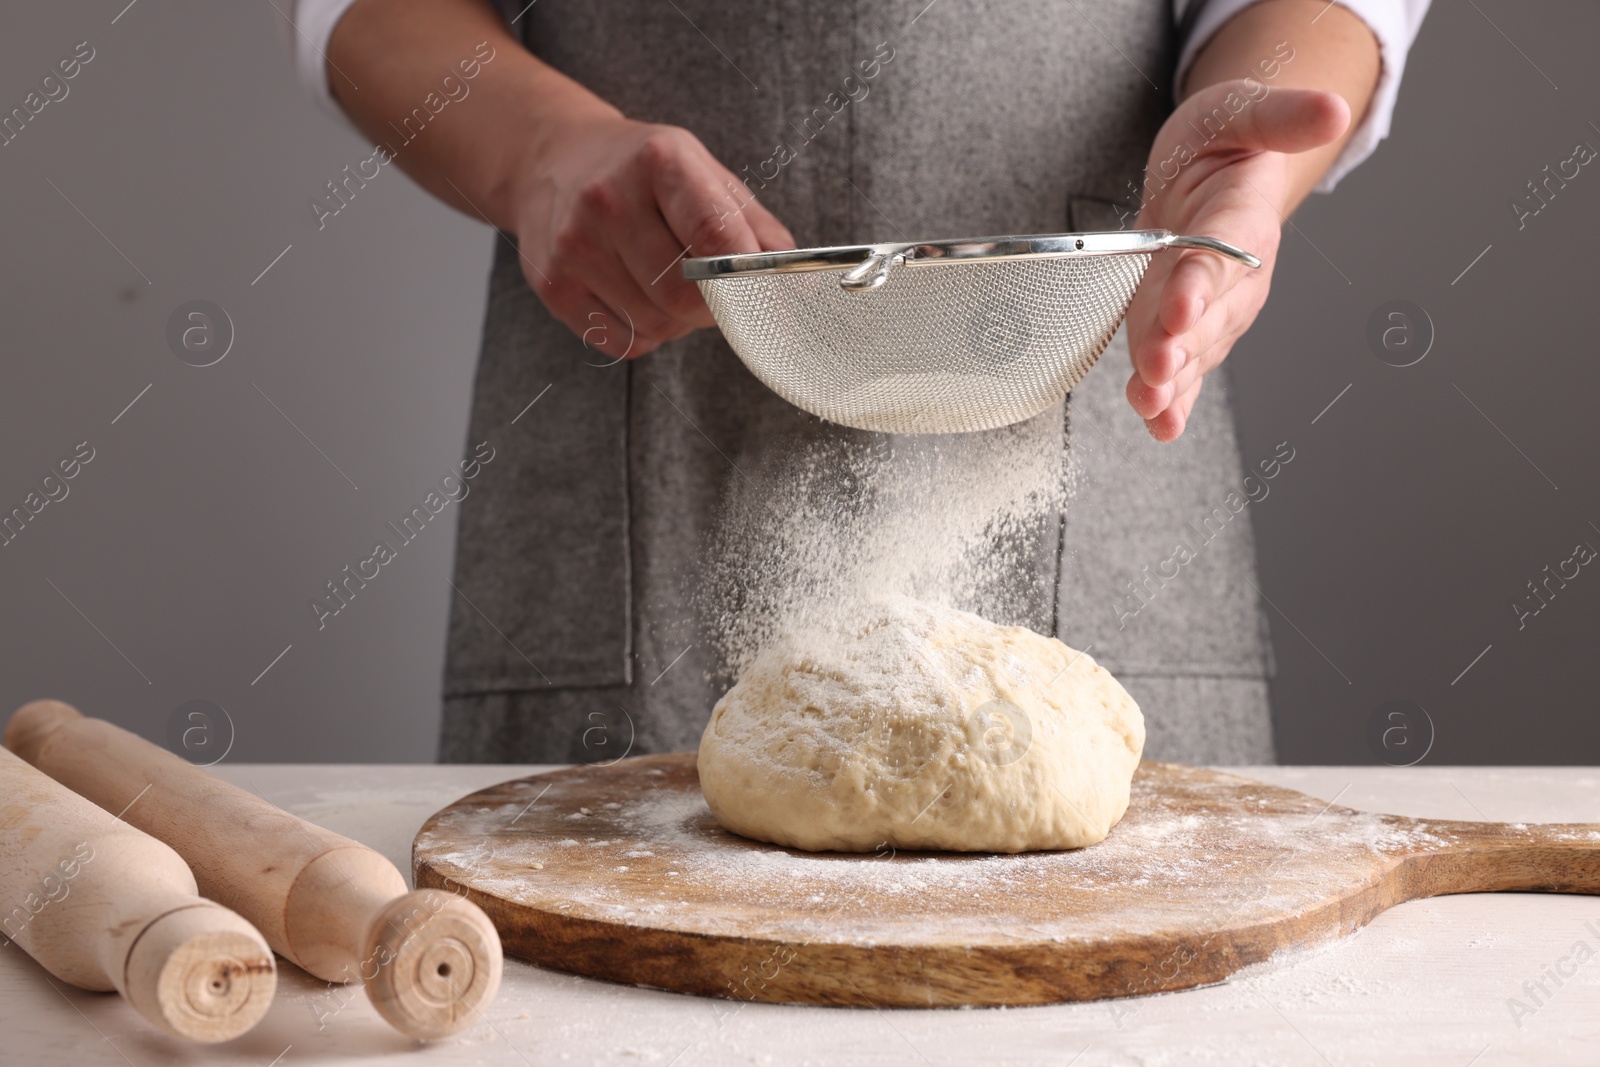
left=413, top=754, right=1600, bottom=1007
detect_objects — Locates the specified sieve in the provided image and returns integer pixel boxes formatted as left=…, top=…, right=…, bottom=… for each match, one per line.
left=683, top=230, right=1261, bottom=435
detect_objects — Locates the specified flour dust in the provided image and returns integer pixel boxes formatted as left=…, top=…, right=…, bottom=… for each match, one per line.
left=699, top=417, right=1076, bottom=684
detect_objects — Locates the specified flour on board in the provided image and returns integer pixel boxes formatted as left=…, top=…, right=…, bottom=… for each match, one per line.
left=415, top=762, right=1459, bottom=948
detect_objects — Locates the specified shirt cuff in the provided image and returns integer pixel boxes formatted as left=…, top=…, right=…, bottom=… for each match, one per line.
left=288, top=0, right=364, bottom=120
left=1173, top=0, right=1430, bottom=193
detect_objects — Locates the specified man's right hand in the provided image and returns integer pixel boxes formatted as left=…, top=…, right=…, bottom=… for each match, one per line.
left=326, top=0, right=794, bottom=362
left=509, top=117, right=796, bottom=361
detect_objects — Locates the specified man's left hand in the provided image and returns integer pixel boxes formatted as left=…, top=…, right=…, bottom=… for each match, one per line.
left=1124, top=80, right=1350, bottom=441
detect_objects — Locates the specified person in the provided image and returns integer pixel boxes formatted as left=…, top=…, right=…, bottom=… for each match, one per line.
left=289, top=0, right=1427, bottom=764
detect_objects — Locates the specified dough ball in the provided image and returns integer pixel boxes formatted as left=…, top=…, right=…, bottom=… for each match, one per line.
left=697, top=597, right=1144, bottom=853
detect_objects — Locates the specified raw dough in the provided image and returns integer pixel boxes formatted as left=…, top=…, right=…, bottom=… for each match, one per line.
left=697, top=597, right=1144, bottom=853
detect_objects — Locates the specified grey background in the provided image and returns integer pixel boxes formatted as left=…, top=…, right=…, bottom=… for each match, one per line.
left=0, top=1, right=1593, bottom=764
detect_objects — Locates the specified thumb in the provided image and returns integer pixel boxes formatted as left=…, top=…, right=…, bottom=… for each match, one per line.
left=1193, top=82, right=1351, bottom=156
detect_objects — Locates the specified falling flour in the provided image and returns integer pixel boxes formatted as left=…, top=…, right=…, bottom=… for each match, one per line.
left=699, top=417, right=1074, bottom=688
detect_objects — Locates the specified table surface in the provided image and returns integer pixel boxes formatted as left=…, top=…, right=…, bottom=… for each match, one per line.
left=3, top=764, right=1597, bottom=1066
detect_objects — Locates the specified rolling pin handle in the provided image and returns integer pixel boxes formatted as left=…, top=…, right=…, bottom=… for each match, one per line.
left=363, top=890, right=504, bottom=1041
left=122, top=903, right=278, bottom=1043
left=0, top=743, right=276, bottom=1043
left=6, top=698, right=504, bottom=1042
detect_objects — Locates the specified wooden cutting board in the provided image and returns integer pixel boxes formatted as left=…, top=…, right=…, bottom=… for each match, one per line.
left=413, top=754, right=1600, bottom=1007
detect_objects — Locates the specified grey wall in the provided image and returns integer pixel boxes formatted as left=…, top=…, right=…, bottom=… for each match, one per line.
left=0, top=1, right=490, bottom=761
left=0, top=2, right=1592, bottom=763
left=1229, top=4, right=1600, bottom=764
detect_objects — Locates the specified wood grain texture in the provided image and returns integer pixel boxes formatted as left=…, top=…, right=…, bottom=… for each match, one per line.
left=414, top=753, right=1600, bottom=1007
left=5, top=701, right=502, bottom=1041
left=0, top=746, right=276, bottom=1042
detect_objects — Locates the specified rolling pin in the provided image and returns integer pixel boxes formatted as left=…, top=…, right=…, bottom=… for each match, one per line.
left=7, top=700, right=502, bottom=1041
left=0, top=745, right=275, bottom=1042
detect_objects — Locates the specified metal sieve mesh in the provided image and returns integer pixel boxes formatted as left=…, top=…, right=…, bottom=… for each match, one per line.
left=686, top=231, right=1260, bottom=435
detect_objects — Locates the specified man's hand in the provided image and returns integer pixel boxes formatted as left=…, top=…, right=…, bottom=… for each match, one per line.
left=510, top=118, right=795, bottom=361
left=1124, top=80, right=1349, bottom=441
left=326, top=0, right=795, bottom=362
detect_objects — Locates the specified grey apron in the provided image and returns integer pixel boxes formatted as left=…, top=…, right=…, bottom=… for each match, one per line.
left=441, top=0, right=1276, bottom=765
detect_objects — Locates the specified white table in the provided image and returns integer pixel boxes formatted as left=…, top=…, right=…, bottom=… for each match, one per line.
left=4, top=764, right=1596, bottom=1065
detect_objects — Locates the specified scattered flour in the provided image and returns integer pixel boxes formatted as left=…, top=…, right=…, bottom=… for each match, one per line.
left=416, top=762, right=1458, bottom=952
left=699, top=421, right=1072, bottom=687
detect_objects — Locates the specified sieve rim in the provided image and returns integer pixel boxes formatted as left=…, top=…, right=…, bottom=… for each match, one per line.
left=683, top=229, right=1180, bottom=280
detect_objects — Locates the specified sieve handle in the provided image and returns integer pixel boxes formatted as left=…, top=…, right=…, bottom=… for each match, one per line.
left=1163, top=234, right=1262, bottom=269
left=839, top=251, right=907, bottom=292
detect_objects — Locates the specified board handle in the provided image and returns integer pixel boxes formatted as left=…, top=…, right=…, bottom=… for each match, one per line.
left=1389, top=814, right=1600, bottom=896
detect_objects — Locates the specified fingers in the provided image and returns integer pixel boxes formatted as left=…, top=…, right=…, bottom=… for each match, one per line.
left=1144, top=377, right=1204, bottom=443
left=1126, top=348, right=1183, bottom=423
left=647, top=133, right=767, bottom=259
left=601, top=182, right=719, bottom=330
left=745, top=197, right=798, bottom=252
left=564, top=293, right=662, bottom=363
left=1126, top=253, right=1262, bottom=427
left=1155, top=178, right=1277, bottom=331
left=1128, top=327, right=1231, bottom=425
left=1254, top=86, right=1351, bottom=154
left=537, top=224, right=687, bottom=358
left=1127, top=247, right=1240, bottom=396
left=1128, top=183, right=1278, bottom=402
left=1125, top=259, right=1200, bottom=395
left=1122, top=202, right=1254, bottom=391
left=1125, top=327, right=1209, bottom=426
left=592, top=130, right=744, bottom=330
left=1192, top=82, right=1350, bottom=156
left=579, top=232, right=690, bottom=338
left=617, top=151, right=793, bottom=326
left=528, top=123, right=799, bottom=355
left=535, top=233, right=686, bottom=361
left=639, top=131, right=796, bottom=327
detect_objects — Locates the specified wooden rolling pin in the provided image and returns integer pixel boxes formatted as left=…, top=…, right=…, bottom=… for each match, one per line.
left=0, top=745, right=275, bottom=1041
left=7, top=701, right=502, bottom=1041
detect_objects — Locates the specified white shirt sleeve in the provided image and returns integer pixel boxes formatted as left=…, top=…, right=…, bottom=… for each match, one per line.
left=1172, top=0, right=1430, bottom=193
left=286, top=0, right=365, bottom=118
left=288, top=0, right=522, bottom=119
